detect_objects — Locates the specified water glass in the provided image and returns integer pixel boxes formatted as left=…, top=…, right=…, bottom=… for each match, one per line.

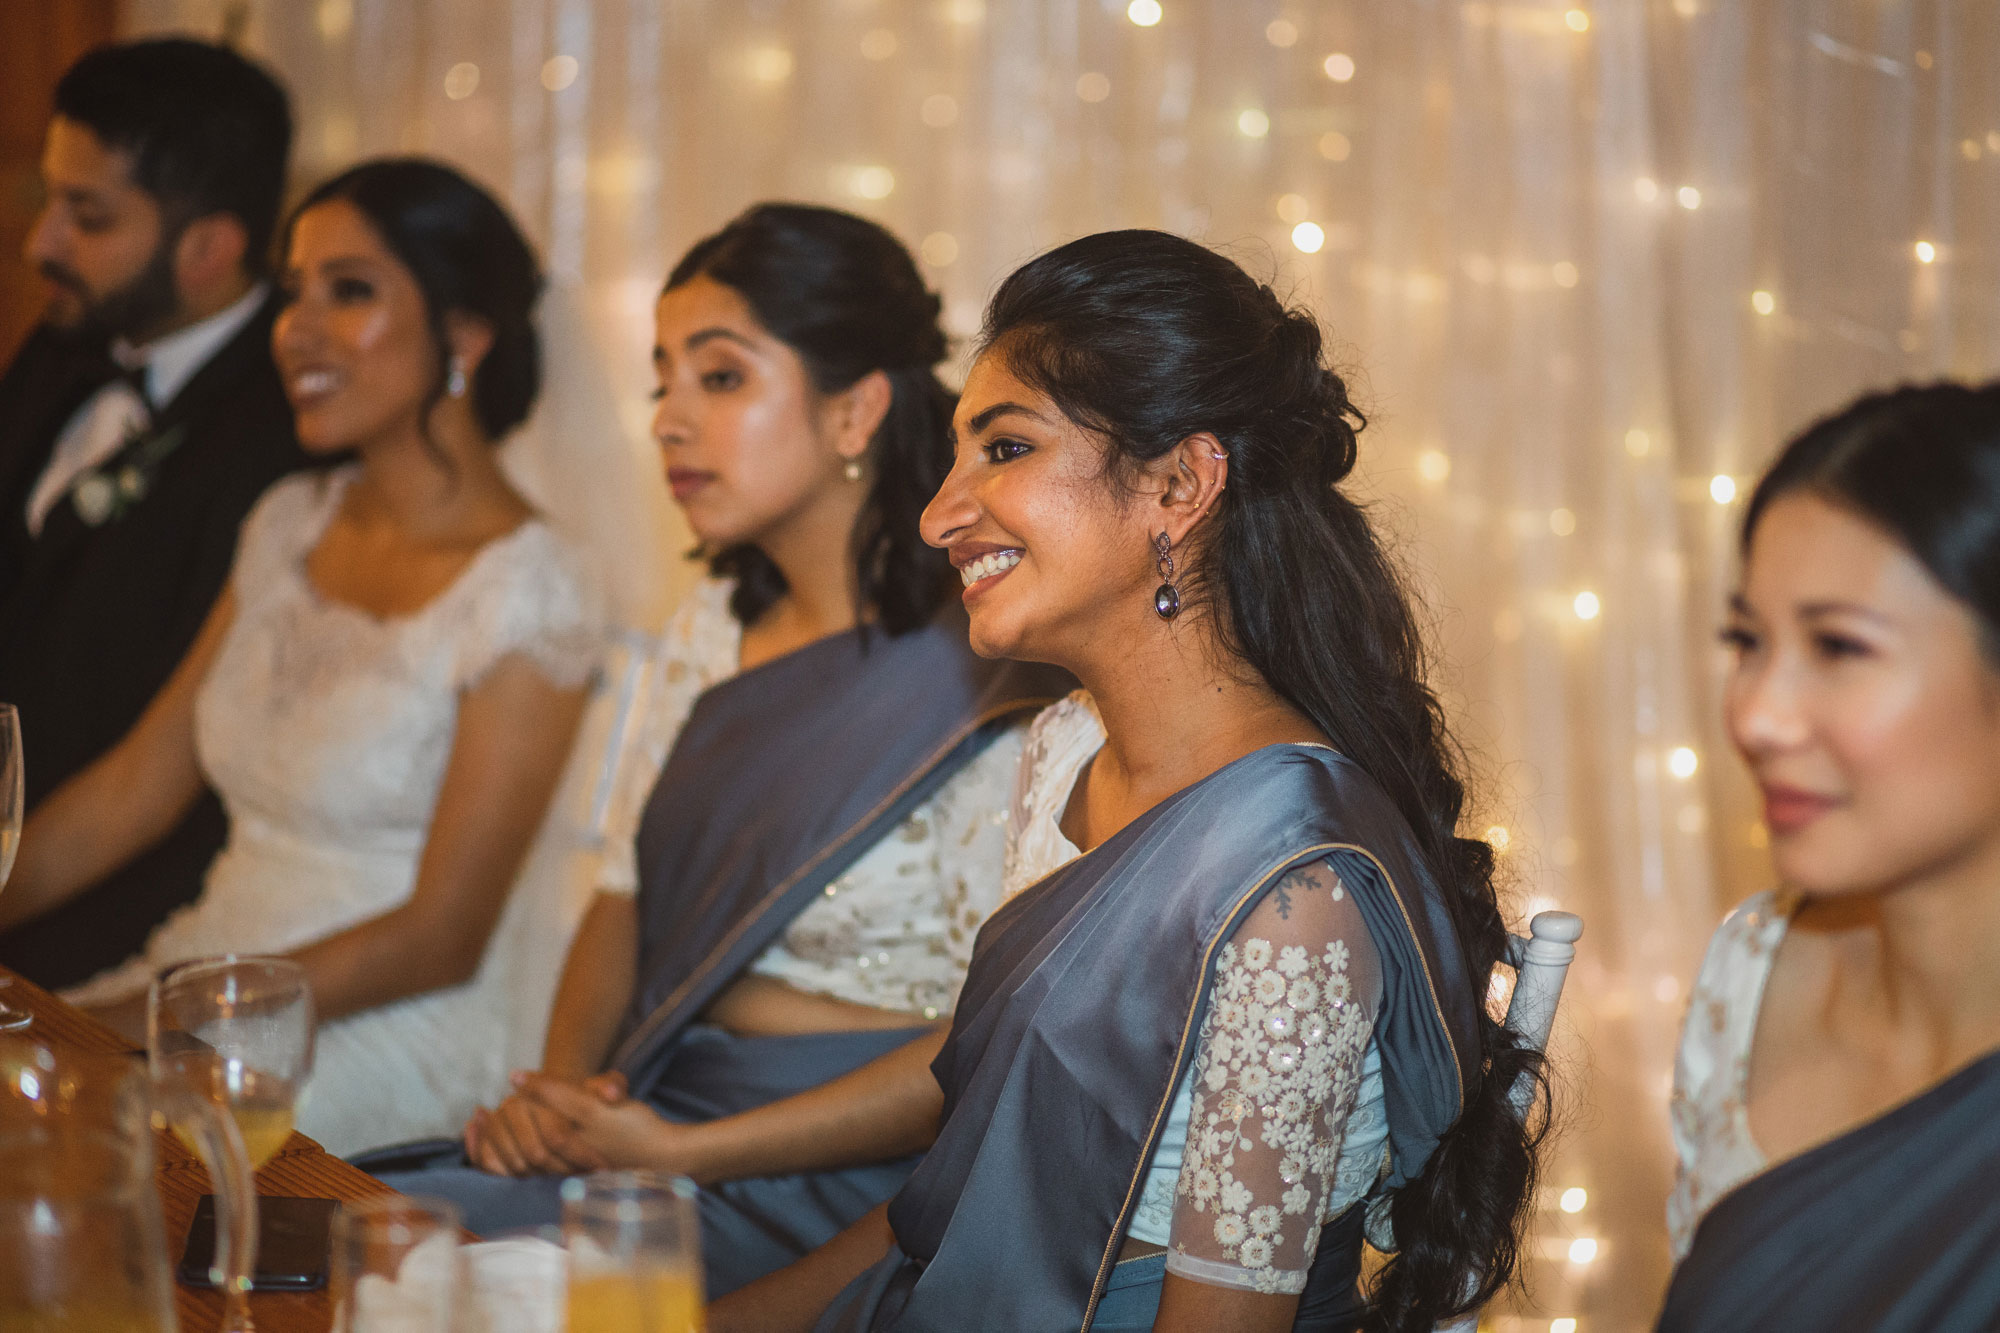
left=562, top=1171, right=704, bottom=1332
left=331, top=1195, right=462, bottom=1332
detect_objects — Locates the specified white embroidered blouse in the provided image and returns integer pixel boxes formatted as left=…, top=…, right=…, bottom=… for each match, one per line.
left=593, top=577, right=1023, bottom=1020
left=1667, top=889, right=1791, bottom=1259
left=1007, top=692, right=1395, bottom=1295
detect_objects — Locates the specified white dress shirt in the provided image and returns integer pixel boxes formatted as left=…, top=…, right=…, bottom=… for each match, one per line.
left=24, top=283, right=268, bottom=535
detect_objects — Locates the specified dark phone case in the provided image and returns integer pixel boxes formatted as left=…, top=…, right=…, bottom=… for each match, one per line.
left=176, top=1195, right=336, bottom=1292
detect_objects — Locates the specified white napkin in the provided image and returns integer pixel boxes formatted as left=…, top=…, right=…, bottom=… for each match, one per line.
left=458, top=1236, right=568, bottom=1333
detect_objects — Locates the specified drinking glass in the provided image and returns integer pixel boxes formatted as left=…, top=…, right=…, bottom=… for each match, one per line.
left=0, top=704, right=30, bottom=1032
left=150, top=957, right=317, bottom=1331
left=331, top=1196, right=462, bottom=1333
left=562, top=1171, right=705, bottom=1333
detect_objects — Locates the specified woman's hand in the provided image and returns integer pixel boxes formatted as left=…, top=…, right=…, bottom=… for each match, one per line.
left=511, top=1070, right=704, bottom=1176
left=464, top=1078, right=610, bottom=1177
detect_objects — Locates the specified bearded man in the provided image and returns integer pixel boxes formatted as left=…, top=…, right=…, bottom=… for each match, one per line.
left=0, top=39, right=304, bottom=986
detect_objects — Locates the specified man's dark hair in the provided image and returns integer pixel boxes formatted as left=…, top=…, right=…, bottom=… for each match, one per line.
left=54, top=38, right=292, bottom=274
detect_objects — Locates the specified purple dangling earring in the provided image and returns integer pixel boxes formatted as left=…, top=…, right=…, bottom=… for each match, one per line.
left=1152, top=532, right=1180, bottom=620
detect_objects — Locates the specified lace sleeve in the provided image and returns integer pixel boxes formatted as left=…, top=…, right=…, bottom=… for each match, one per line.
left=450, top=523, right=605, bottom=692
left=1167, top=856, right=1383, bottom=1295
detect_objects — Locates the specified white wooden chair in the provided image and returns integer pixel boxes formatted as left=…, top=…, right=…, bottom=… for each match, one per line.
left=1434, top=908, right=1585, bottom=1333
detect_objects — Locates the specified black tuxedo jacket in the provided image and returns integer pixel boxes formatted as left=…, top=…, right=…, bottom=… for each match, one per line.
left=0, top=298, right=308, bottom=987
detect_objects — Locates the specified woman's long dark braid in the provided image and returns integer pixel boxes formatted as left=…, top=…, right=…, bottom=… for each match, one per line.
left=983, top=230, right=1548, bottom=1330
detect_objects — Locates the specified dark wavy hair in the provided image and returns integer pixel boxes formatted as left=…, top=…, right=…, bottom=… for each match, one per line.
left=57, top=38, right=291, bottom=272
left=1744, top=381, right=2000, bottom=646
left=666, top=203, right=957, bottom=633
left=980, top=230, right=1545, bottom=1331
left=287, top=158, right=543, bottom=450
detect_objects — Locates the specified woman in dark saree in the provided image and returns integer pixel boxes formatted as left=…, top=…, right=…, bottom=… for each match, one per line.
left=708, top=231, right=1547, bottom=1331
left=1660, top=384, right=2000, bottom=1332
left=366, top=205, right=1063, bottom=1295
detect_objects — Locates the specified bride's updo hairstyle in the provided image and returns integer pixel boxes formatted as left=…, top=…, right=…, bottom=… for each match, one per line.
left=980, top=230, right=1544, bottom=1332
left=289, top=158, right=543, bottom=446
left=666, top=203, right=957, bottom=634
left=1743, top=381, right=2000, bottom=645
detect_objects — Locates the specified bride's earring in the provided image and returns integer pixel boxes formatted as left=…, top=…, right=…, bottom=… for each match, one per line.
left=446, top=358, right=468, bottom=399
left=843, top=459, right=864, bottom=483
left=1153, top=532, right=1180, bottom=620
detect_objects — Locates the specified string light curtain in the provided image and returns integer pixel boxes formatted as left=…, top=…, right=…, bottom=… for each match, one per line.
left=122, top=0, right=2000, bottom=1326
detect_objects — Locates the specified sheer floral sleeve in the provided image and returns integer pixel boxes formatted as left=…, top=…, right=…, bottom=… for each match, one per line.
left=1167, top=855, right=1384, bottom=1295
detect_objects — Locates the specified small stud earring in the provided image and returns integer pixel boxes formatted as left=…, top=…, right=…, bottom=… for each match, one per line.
left=844, top=459, right=864, bottom=483
left=446, top=359, right=468, bottom=399
left=1152, top=532, right=1180, bottom=620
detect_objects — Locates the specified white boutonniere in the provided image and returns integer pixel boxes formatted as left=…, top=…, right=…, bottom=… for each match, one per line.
left=69, top=423, right=187, bottom=528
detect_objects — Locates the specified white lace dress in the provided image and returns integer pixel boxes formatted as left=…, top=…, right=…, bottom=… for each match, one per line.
left=1008, top=692, right=1394, bottom=1294
left=64, top=469, right=603, bottom=1154
left=592, top=577, right=1023, bottom=1020
left=1667, top=889, right=1791, bottom=1259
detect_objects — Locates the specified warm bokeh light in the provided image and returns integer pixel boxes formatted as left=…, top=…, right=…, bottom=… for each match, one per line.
left=1915, top=239, right=1938, bottom=263
left=745, top=46, right=795, bottom=84
left=1574, top=591, right=1602, bottom=620
left=1677, top=185, right=1702, bottom=209
left=920, top=93, right=958, bottom=126
left=1324, top=52, right=1357, bottom=82
left=1560, top=1187, right=1588, bottom=1213
left=1569, top=1237, right=1600, bottom=1264
left=1750, top=289, right=1775, bottom=315
left=1319, top=131, right=1353, bottom=161
left=1565, top=9, right=1591, bottom=31
left=1550, top=508, right=1577, bottom=536
left=1634, top=176, right=1659, bottom=202
left=540, top=54, right=579, bottom=92
left=848, top=165, right=896, bottom=200
left=1552, top=260, right=1579, bottom=288
left=1416, top=450, right=1452, bottom=483
left=1668, top=747, right=1700, bottom=779
left=1709, top=474, right=1737, bottom=504
left=1076, top=71, right=1111, bottom=103
left=858, top=28, right=897, bottom=60
left=1485, top=825, right=1513, bottom=852
left=1290, top=221, right=1326, bottom=253
left=1127, top=0, right=1163, bottom=27
left=443, top=62, right=479, bottom=100
left=1266, top=19, right=1298, bottom=47
left=1276, top=193, right=1310, bottom=224
left=1237, top=108, right=1271, bottom=138
left=920, top=232, right=959, bottom=267
left=1552, top=1318, right=1579, bottom=1333
left=1624, top=428, right=1651, bottom=457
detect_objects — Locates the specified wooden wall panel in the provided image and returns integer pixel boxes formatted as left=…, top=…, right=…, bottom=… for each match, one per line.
left=0, top=0, right=119, bottom=363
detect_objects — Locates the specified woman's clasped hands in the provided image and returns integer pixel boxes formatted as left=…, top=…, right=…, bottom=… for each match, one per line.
left=465, top=1071, right=694, bottom=1178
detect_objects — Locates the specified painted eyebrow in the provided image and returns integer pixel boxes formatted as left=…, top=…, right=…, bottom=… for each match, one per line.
left=685, top=327, right=758, bottom=353
left=966, top=401, right=1049, bottom=435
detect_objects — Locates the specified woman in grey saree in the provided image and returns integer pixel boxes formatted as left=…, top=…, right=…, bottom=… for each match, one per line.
left=708, top=231, right=1549, bottom=1332
left=1660, top=384, right=2000, bottom=1333
left=363, top=205, right=1064, bottom=1296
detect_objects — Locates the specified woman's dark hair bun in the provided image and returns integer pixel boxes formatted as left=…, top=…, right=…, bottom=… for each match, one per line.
left=290, top=157, right=544, bottom=444
left=667, top=202, right=958, bottom=634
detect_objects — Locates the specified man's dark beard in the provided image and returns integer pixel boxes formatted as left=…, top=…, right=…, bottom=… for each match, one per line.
left=41, top=226, right=183, bottom=345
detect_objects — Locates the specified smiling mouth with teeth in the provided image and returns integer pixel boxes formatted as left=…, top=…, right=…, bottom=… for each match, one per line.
left=959, top=549, right=1023, bottom=588
left=292, top=370, right=340, bottom=397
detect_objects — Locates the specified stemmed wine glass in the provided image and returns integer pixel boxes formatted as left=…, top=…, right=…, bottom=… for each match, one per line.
left=150, top=957, right=316, bottom=1332
left=0, top=705, right=29, bottom=1033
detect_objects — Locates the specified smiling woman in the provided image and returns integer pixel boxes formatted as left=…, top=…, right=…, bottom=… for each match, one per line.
left=2, top=157, right=604, bottom=1154
left=1663, top=382, right=2000, bottom=1332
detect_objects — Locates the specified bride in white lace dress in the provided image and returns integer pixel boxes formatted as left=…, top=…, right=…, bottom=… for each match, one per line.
left=5, top=161, right=601, bottom=1153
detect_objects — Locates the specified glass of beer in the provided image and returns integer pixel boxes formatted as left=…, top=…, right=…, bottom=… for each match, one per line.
left=149, top=956, right=316, bottom=1331
left=562, top=1171, right=704, bottom=1332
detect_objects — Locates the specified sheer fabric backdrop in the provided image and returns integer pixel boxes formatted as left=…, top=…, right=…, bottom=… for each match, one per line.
left=125, top=0, right=2000, bottom=1325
